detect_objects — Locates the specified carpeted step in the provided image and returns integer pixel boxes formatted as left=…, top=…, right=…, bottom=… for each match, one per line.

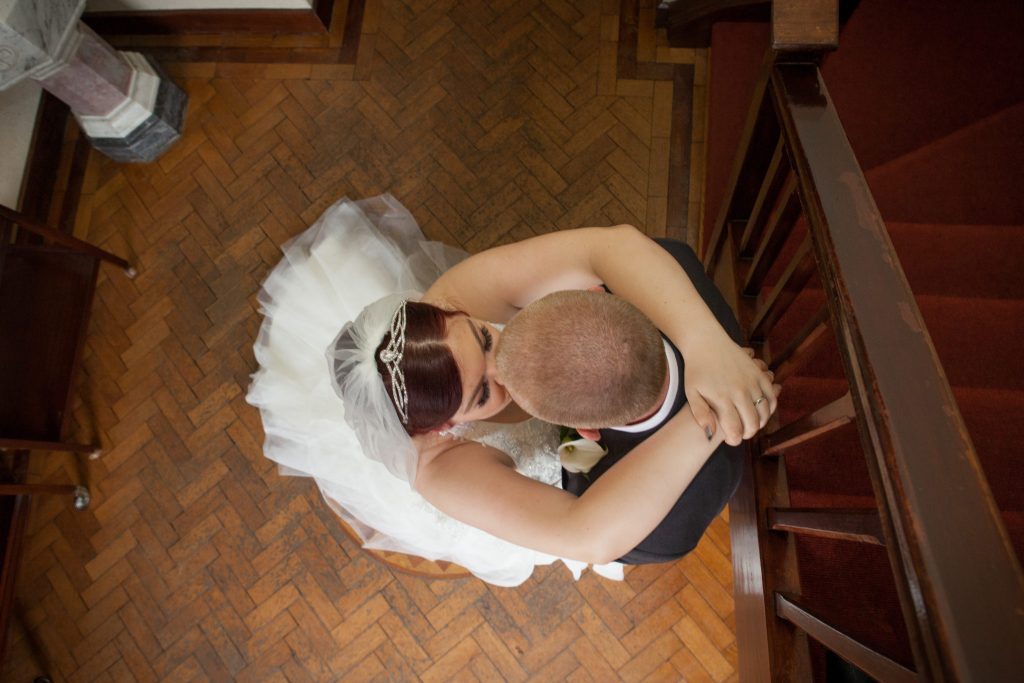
left=703, top=1, right=1024, bottom=248
left=773, top=376, right=877, bottom=502
left=777, top=378, right=1024, bottom=519
left=875, top=294, right=1023, bottom=393
left=863, top=103, right=1024, bottom=226
left=765, top=375, right=911, bottom=669
left=794, top=535, right=914, bottom=669
left=773, top=383, right=1024, bottom=676
left=766, top=290, right=1024, bottom=392
left=761, top=218, right=1024, bottom=300
left=884, top=222, right=1024, bottom=299
left=1002, top=511, right=1024, bottom=567
left=821, top=0, right=1023, bottom=172
left=948, top=387, right=1024, bottom=515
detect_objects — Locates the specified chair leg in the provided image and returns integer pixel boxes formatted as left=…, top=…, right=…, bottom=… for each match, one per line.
left=15, top=602, right=55, bottom=683
left=0, top=438, right=101, bottom=458
left=0, top=484, right=90, bottom=510
left=0, top=204, right=135, bottom=275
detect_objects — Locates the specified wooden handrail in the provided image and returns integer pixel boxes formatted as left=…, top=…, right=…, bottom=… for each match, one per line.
left=769, top=61, right=1024, bottom=681
left=710, top=46, right=1024, bottom=681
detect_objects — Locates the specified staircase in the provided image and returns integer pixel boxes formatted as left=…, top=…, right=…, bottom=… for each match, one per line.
left=700, top=0, right=1023, bottom=678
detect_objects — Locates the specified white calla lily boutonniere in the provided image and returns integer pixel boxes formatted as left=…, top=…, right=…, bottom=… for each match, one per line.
left=558, top=426, right=608, bottom=476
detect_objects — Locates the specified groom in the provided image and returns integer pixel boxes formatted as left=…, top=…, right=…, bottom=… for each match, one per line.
left=496, top=240, right=746, bottom=563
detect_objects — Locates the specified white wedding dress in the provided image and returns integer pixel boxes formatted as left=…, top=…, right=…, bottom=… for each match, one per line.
left=246, top=195, right=623, bottom=586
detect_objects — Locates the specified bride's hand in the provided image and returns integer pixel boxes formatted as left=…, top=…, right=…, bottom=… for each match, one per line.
left=683, top=335, right=778, bottom=446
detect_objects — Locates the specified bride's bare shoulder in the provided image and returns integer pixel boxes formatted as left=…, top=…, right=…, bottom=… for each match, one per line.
left=413, top=433, right=514, bottom=489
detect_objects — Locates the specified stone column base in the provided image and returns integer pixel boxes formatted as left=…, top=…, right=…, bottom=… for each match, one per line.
left=75, top=52, right=187, bottom=164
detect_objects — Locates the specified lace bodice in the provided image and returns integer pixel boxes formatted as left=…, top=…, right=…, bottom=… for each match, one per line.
left=383, top=418, right=562, bottom=553
left=446, top=418, right=563, bottom=487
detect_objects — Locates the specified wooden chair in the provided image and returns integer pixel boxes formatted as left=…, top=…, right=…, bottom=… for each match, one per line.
left=0, top=203, right=133, bottom=667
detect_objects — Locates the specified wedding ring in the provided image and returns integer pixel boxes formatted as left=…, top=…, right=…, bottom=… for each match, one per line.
left=753, top=396, right=767, bottom=407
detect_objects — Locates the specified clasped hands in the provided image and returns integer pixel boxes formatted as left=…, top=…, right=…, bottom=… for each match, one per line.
left=682, top=332, right=780, bottom=446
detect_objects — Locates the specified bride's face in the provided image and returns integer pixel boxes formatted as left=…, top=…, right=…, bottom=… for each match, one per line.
left=445, top=315, right=511, bottom=424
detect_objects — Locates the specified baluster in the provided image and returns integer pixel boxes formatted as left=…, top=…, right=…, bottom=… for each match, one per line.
left=769, top=508, right=884, bottom=545
left=775, top=593, right=918, bottom=683
left=742, top=175, right=801, bottom=296
left=770, top=306, right=829, bottom=383
left=749, top=232, right=816, bottom=341
left=739, top=138, right=789, bottom=257
left=762, top=392, right=854, bottom=455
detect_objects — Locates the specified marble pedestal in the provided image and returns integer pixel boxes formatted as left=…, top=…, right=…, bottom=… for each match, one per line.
left=0, top=0, right=187, bottom=163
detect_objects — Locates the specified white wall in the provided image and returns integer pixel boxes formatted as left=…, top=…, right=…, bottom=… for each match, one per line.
left=0, top=80, right=42, bottom=209
left=87, top=1, right=313, bottom=10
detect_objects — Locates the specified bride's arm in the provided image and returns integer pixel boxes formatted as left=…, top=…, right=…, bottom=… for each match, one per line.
left=416, top=406, right=730, bottom=564
left=423, top=226, right=774, bottom=445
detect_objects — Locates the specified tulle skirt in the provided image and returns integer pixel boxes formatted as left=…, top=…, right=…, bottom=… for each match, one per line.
left=246, top=195, right=622, bottom=586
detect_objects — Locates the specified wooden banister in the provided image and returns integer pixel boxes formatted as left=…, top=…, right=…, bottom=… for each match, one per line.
left=771, top=61, right=1024, bottom=681
left=712, top=32, right=1024, bottom=681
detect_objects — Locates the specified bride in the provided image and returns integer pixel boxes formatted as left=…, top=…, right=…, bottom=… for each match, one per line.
left=247, top=195, right=777, bottom=586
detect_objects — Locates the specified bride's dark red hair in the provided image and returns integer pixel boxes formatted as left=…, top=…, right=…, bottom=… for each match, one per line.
left=375, top=301, right=463, bottom=435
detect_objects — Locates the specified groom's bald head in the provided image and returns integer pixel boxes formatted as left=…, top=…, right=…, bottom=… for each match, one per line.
left=496, top=290, right=666, bottom=428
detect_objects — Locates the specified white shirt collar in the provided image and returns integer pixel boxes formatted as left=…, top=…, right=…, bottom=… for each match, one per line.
left=608, top=339, right=679, bottom=433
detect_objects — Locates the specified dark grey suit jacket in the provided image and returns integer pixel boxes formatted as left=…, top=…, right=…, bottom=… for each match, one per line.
left=562, top=240, right=744, bottom=564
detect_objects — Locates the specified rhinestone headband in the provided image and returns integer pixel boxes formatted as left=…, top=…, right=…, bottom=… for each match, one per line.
left=379, top=301, right=409, bottom=423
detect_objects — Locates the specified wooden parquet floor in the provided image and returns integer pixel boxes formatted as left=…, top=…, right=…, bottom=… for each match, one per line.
left=3, top=1, right=737, bottom=681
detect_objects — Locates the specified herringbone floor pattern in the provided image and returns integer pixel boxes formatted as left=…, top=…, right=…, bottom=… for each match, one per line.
left=3, top=1, right=736, bottom=680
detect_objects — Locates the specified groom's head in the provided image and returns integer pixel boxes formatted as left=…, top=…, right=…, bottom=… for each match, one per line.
left=496, top=290, right=667, bottom=429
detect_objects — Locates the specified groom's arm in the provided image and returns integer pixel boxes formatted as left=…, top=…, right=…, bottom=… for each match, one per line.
left=424, top=225, right=775, bottom=444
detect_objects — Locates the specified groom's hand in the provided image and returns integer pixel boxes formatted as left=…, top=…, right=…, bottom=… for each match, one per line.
left=683, top=340, right=778, bottom=446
